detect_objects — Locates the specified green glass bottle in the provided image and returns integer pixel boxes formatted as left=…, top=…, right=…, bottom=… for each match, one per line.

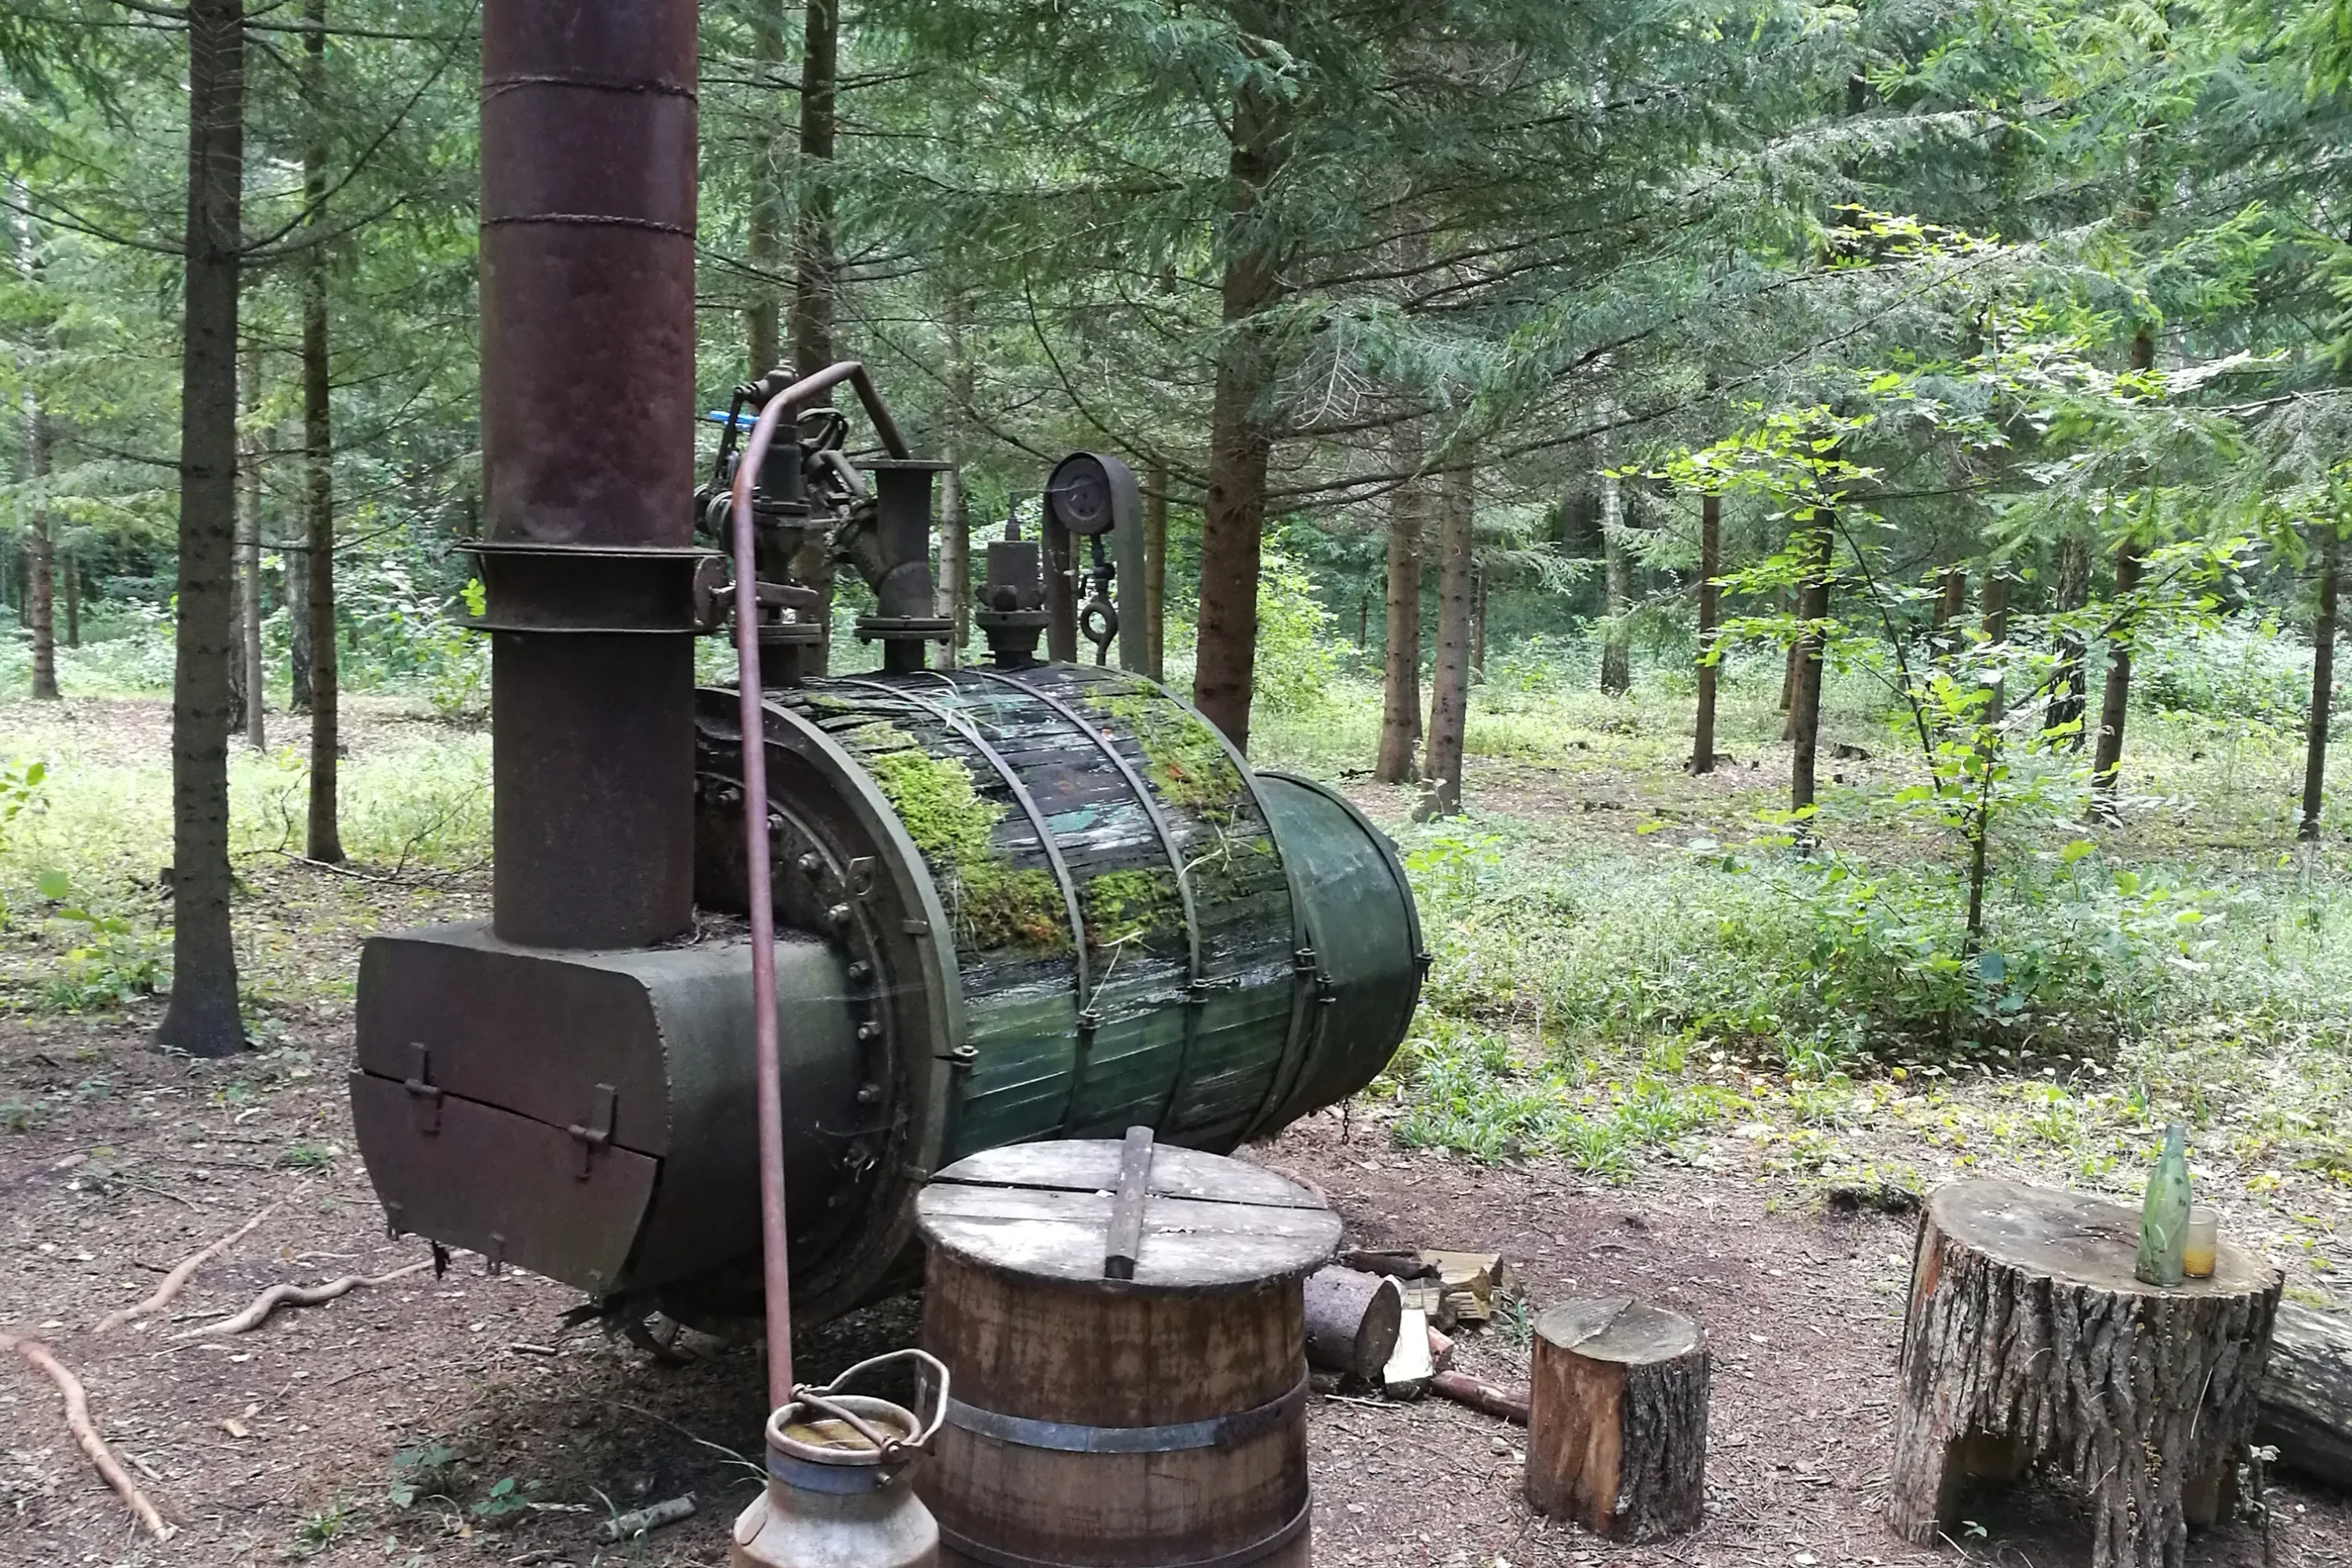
left=2136, top=1123, right=2192, bottom=1287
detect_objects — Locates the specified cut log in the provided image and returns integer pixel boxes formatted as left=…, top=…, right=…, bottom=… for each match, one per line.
left=1889, top=1179, right=2282, bottom=1568
left=2258, top=1302, right=2352, bottom=1489
left=1303, top=1266, right=1401, bottom=1381
left=1526, top=1298, right=1707, bottom=1541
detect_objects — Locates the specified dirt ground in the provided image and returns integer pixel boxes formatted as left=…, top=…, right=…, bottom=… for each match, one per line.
left=1, top=704, right=2347, bottom=1568
left=2, top=988, right=2347, bottom=1568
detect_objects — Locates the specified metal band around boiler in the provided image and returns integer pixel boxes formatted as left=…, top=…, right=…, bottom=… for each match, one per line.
left=964, top=667, right=1206, bottom=1134
left=1051, top=669, right=1315, bottom=1138
left=838, top=677, right=1092, bottom=1011
left=943, top=1370, right=1306, bottom=1454
left=936, top=1494, right=1309, bottom=1568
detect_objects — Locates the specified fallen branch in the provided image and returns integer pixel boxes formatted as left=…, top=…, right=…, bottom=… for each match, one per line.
left=94, top=1203, right=280, bottom=1334
left=1432, top=1369, right=1530, bottom=1425
left=598, top=1494, right=695, bottom=1541
left=172, top=1258, right=432, bottom=1340
left=0, top=1332, right=176, bottom=1539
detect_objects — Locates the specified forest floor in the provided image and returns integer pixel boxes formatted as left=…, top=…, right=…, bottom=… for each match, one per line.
left=2, top=677, right=2350, bottom=1566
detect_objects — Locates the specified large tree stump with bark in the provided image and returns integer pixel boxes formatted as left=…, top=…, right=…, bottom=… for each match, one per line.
left=1889, top=1180, right=2282, bottom=1568
left=1526, top=1298, right=1708, bottom=1541
left=2257, top=1302, right=2352, bottom=1488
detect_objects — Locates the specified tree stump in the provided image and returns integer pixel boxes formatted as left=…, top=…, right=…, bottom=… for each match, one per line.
left=2256, top=1301, right=2352, bottom=1489
left=1889, top=1179, right=2282, bottom=1568
left=1526, top=1298, right=1708, bottom=1540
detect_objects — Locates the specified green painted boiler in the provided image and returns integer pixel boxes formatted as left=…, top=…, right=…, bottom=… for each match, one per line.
left=353, top=666, right=1421, bottom=1327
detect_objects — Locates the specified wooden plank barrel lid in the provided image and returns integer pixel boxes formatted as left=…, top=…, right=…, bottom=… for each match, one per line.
left=916, top=1130, right=1339, bottom=1294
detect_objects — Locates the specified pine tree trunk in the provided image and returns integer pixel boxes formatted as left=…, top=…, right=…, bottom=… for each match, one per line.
left=301, top=0, right=341, bottom=864
left=1599, top=456, right=1632, bottom=696
left=2045, top=530, right=2090, bottom=745
left=1471, top=567, right=1486, bottom=680
left=24, top=399, right=56, bottom=701
left=156, top=0, right=249, bottom=1058
left=936, top=303, right=972, bottom=670
left=1374, top=424, right=1426, bottom=785
left=238, top=349, right=265, bottom=749
left=285, top=511, right=310, bottom=711
left=2303, top=524, right=2340, bottom=842
left=1691, top=491, right=1719, bottom=773
left=2085, top=327, right=2155, bottom=793
left=2089, top=538, right=2143, bottom=820
left=745, top=7, right=786, bottom=376
left=1143, top=460, right=1167, bottom=681
left=16, top=207, right=56, bottom=702
left=61, top=546, right=78, bottom=648
left=1421, top=464, right=1474, bottom=816
left=1980, top=571, right=2009, bottom=720
left=792, top=0, right=840, bottom=670
left=792, top=0, right=837, bottom=379
left=1191, top=68, right=1285, bottom=753
left=1778, top=606, right=1799, bottom=735
left=1788, top=509, right=1833, bottom=821
left=1933, top=566, right=1966, bottom=666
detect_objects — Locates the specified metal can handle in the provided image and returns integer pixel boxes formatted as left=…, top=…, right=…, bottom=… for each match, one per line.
left=796, top=1347, right=953, bottom=1458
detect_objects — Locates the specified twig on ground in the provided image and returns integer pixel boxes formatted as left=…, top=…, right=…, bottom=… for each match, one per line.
left=93, top=1203, right=280, bottom=1333
left=598, top=1494, right=696, bottom=1541
left=258, top=848, right=407, bottom=885
left=0, top=1332, right=176, bottom=1539
left=172, top=1258, right=431, bottom=1339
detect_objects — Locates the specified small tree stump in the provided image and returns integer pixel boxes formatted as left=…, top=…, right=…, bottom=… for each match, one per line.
left=1889, top=1179, right=2282, bottom=1568
left=1526, top=1298, right=1708, bottom=1540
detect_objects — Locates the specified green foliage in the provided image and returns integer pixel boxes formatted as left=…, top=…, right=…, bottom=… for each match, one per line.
left=386, top=1443, right=456, bottom=1510
left=1379, top=1013, right=1725, bottom=1178
left=470, top=1476, right=532, bottom=1523
left=292, top=1504, right=348, bottom=1556
left=1247, top=549, right=1338, bottom=716
left=27, top=870, right=163, bottom=1011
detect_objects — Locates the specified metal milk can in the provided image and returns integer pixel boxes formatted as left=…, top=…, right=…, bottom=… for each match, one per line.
left=732, top=1350, right=949, bottom=1568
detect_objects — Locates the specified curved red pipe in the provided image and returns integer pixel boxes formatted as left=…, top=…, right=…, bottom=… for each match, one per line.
left=731, top=359, right=890, bottom=1410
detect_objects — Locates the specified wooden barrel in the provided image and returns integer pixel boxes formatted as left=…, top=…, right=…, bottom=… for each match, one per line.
left=914, top=1134, right=1338, bottom=1568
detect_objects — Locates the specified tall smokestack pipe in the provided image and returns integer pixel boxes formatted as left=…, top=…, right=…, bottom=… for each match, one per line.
left=477, top=0, right=700, bottom=949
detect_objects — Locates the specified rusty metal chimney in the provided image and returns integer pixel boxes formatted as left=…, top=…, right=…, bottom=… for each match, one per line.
left=474, top=0, right=702, bottom=949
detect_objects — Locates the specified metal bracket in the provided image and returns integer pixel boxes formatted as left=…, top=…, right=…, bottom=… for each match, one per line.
left=567, top=1084, right=618, bottom=1180
left=401, top=1043, right=444, bottom=1135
